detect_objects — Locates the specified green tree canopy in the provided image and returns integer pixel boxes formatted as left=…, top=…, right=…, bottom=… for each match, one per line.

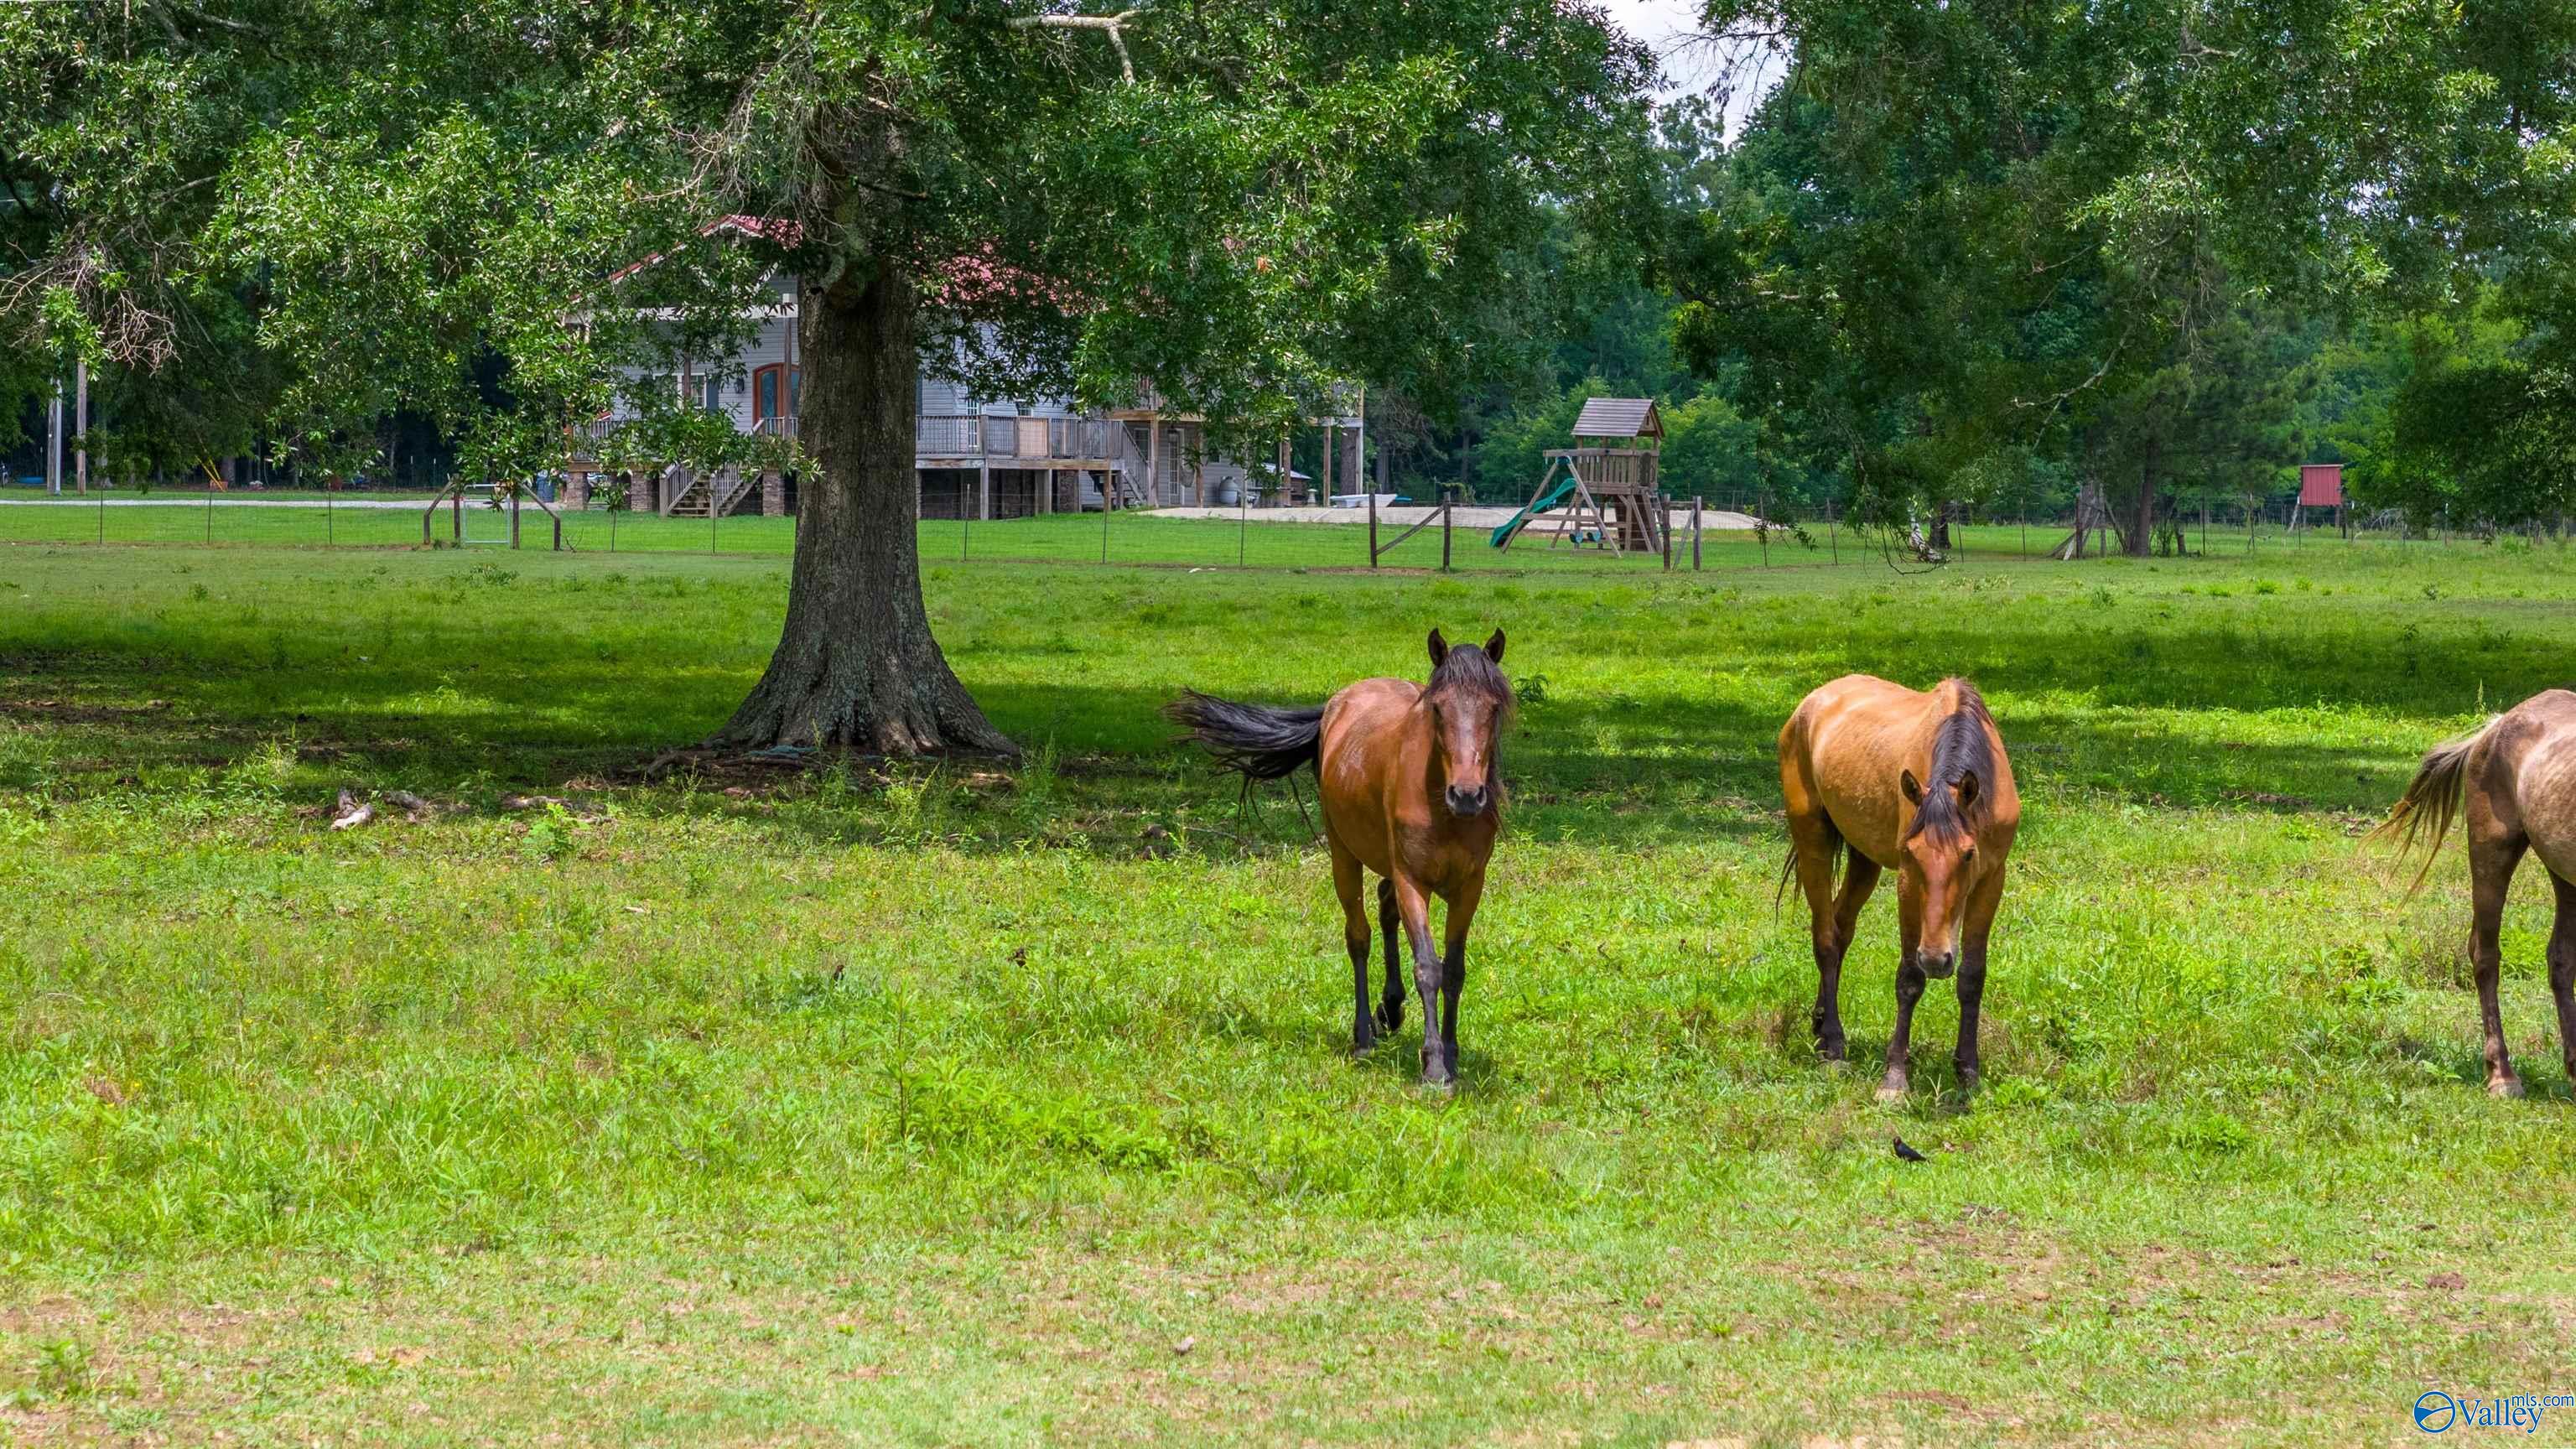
left=3, top=0, right=1656, bottom=750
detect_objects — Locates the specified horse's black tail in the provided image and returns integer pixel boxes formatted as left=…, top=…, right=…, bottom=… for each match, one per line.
left=1163, top=689, right=1324, bottom=781
left=1775, top=814, right=1848, bottom=914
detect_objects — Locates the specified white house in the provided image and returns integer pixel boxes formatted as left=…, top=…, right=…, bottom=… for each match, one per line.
left=571, top=219, right=1363, bottom=521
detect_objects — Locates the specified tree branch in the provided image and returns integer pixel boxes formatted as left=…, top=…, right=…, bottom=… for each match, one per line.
left=1006, top=9, right=1140, bottom=84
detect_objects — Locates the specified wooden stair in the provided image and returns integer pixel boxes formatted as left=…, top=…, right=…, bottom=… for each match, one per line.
left=662, top=466, right=762, bottom=520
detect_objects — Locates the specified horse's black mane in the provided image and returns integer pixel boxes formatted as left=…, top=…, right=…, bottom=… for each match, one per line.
left=1427, top=643, right=1514, bottom=714
left=1905, top=679, right=1996, bottom=844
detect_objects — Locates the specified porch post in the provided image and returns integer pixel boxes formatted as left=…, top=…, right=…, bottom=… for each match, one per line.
left=1145, top=414, right=1162, bottom=508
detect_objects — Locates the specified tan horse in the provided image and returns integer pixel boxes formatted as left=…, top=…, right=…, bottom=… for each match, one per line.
left=2378, top=688, right=2576, bottom=1098
left=1167, top=630, right=1511, bottom=1085
left=1779, top=676, right=2019, bottom=1100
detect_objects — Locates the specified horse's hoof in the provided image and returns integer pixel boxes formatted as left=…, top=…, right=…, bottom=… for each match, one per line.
left=2490, top=1076, right=2526, bottom=1099
left=1954, top=1069, right=1980, bottom=1096
left=1821, top=1057, right=1851, bottom=1073
left=1875, top=1079, right=1909, bottom=1104
left=1375, top=1002, right=1404, bottom=1032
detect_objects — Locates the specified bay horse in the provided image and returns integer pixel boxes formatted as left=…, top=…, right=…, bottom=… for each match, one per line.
left=2377, top=688, right=2576, bottom=1098
left=1166, top=629, right=1511, bottom=1086
left=1779, top=675, right=2019, bottom=1101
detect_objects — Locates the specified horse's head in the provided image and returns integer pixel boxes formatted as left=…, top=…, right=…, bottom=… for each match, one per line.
left=1425, top=627, right=1512, bottom=818
left=1897, top=766, right=1981, bottom=979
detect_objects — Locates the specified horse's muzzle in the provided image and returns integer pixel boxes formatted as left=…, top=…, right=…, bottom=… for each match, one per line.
left=1914, top=949, right=1957, bottom=981
left=1445, top=784, right=1492, bottom=818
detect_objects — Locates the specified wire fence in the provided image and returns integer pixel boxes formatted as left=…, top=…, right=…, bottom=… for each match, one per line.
left=0, top=486, right=2515, bottom=573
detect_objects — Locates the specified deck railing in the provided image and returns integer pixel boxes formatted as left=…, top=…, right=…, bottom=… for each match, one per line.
left=917, top=414, right=1130, bottom=461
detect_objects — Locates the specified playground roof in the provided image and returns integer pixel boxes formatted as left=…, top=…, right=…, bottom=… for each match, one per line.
left=1572, top=397, right=1661, bottom=440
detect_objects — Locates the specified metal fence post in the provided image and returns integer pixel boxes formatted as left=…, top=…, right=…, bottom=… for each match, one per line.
left=1691, top=496, right=1702, bottom=570
left=1101, top=486, right=1112, bottom=564
left=1828, top=496, right=1839, bottom=565
left=205, top=488, right=213, bottom=545
left=1367, top=488, right=1379, bottom=569
left=1441, top=486, right=1453, bottom=572
left=326, top=494, right=334, bottom=547
left=96, top=496, right=103, bottom=545
left=1238, top=492, right=1247, bottom=569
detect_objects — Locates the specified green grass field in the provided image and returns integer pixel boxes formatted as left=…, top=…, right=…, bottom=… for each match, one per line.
left=1, top=534, right=2571, bottom=1445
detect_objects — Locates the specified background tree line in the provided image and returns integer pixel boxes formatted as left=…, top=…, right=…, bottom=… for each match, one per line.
left=5, top=0, right=2574, bottom=757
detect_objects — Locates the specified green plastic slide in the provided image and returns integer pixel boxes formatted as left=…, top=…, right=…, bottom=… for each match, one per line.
left=1490, top=475, right=1581, bottom=548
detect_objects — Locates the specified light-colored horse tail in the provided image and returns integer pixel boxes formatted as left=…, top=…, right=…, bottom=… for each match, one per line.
left=2373, top=718, right=2496, bottom=895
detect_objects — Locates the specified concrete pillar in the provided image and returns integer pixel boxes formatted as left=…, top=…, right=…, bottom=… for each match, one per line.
left=761, top=467, right=784, bottom=517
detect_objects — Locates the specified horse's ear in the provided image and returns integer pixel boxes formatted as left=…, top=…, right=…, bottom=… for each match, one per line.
left=1427, top=629, right=1449, bottom=668
left=1899, top=769, right=1923, bottom=806
left=1956, top=771, right=1980, bottom=811
left=1484, top=628, right=1506, bottom=664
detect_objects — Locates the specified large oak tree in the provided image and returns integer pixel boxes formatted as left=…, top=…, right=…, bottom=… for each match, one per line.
left=2, top=0, right=1654, bottom=752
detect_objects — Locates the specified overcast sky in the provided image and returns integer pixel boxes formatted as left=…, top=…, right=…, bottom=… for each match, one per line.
left=1592, top=0, right=1777, bottom=126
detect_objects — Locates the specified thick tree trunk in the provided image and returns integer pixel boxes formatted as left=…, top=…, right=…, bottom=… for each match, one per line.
left=709, top=258, right=1015, bottom=756
left=2119, top=447, right=2156, bottom=558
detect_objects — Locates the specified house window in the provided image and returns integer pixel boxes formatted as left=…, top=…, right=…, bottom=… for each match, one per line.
left=700, top=375, right=724, bottom=413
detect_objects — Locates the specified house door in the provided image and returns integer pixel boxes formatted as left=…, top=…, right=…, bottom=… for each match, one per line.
left=752, top=364, right=802, bottom=433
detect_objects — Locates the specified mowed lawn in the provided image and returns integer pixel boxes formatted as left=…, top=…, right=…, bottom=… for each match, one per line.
left=2, top=535, right=2573, bottom=1446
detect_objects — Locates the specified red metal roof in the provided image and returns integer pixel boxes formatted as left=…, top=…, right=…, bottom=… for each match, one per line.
left=2298, top=464, right=2344, bottom=507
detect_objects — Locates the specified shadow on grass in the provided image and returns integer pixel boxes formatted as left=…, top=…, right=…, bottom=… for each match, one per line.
left=0, top=544, right=2555, bottom=851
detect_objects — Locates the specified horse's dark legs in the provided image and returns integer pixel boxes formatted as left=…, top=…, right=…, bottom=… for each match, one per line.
left=1439, top=880, right=1484, bottom=1078
left=1880, top=916, right=1927, bottom=1103
left=1815, top=858, right=1881, bottom=1063
left=1789, top=815, right=1877, bottom=1063
left=1391, top=874, right=1450, bottom=1085
left=2468, top=828, right=2527, bottom=1097
left=1953, top=870, right=2006, bottom=1095
left=1331, top=843, right=1375, bottom=1057
left=1375, top=878, right=1405, bottom=1033
left=2549, top=871, right=2576, bottom=1087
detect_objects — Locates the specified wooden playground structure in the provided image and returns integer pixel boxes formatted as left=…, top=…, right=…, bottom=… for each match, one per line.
left=1497, top=397, right=1668, bottom=555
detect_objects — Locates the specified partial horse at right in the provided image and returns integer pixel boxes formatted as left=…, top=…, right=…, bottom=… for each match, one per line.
left=2377, top=688, right=2576, bottom=1098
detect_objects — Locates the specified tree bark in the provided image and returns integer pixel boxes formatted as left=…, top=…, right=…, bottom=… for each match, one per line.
left=709, top=257, right=1015, bottom=756
left=2120, top=445, right=2156, bottom=558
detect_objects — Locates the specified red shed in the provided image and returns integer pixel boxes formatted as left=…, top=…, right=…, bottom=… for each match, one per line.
left=2298, top=463, right=2345, bottom=507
